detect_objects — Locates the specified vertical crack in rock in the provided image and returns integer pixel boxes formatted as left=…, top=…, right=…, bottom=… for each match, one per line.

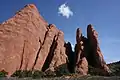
left=42, top=34, right=58, bottom=71
left=32, top=29, right=49, bottom=70
left=42, top=31, right=68, bottom=73
left=25, top=58, right=29, bottom=70
left=19, top=40, right=26, bottom=70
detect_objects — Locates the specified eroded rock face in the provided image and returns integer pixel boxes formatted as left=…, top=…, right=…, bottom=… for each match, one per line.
left=74, top=26, right=110, bottom=75
left=87, top=24, right=110, bottom=75
left=75, top=28, right=88, bottom=75
left=33, top=24, right=59, bottom=70
left=42, top=31, right=68, bottom=73
left=0, top=4, right=48, bottom=76
left=0, top=4, right=67, bottom=76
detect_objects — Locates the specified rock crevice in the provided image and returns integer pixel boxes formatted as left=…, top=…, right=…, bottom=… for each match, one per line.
left=32, top=26, right=50, bottom=70
left=42, top=34, right=58, bottom=71
left=19, top=40, right=26, bottom=70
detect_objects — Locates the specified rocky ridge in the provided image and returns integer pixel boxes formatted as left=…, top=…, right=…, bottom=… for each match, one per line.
left=0, top=4, right=110, bottom=76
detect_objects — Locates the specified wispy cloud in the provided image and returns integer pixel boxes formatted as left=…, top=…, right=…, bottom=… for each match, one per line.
left=58, top=3, right=73, bottom=18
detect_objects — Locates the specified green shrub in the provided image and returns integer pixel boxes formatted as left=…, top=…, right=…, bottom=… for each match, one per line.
left=11, top=70, right=21, bottom=77
left=11, top=67, right=70, bottom=78
left=22, top=70, right=32, bottom=77
left=109, top=64, right=120, bottom=76
left=0, top=70, right=8, bottom=77
left=55, top=64, right=70, bottom=76
left=11, top=70, right=32, bottom=78
left=88, top=65, right=102, bottom=76
left=44, top=70, right=56, bottom=77
left=32, top=70, right=45, bottom=78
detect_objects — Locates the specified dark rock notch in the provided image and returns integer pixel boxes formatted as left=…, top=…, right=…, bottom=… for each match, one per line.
left=42, top=34, right=58, bottom=72
left=65, top=42, right=76, bottom=73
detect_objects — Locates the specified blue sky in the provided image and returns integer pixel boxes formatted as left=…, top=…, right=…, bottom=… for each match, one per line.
left=0, top=0, right=120, bottom=63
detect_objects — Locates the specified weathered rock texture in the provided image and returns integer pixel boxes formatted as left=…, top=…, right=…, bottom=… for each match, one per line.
left=42, top=30, right=67, bottom=73
left=0, top=4, right=110, bottom=76
left=74, top=28, right=88, bottom=75
left=71, top=24, right=110, bottom=75
left=0, top=4, right=67, bottom=76
left=86, top=24, right=110, bottom=75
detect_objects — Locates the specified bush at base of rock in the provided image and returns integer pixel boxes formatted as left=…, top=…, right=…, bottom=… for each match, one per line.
left=88, top=65, right=104, bottom=76
left=108, top=61, right=120, bottom=76
left=11, top=70, right=32, bottom=78
left=11, top=70, right=46, bottom=78
left=32, top=70, right=45, bottom=78
left=55, top=64, right=70, bottom=76
left=11, top=70, right=63, bottom=78
left=0, top=70, right=8, bottom=77
left=44, top=70, right=56, bottom=77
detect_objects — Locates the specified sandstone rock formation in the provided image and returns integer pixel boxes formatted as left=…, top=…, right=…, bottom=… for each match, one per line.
left=69, top=25, right=110, bottom=75
left=87, top=24, right=110, bottom=75
left=0, top=4, right=110, bottom=76
left=74, top=28, right=88, bottom=75
left=0, top=4, right=67, bottom=76
left=42, top=30, right=68, bottom=73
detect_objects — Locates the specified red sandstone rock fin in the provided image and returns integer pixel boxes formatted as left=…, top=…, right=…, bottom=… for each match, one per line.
left=43, top=30, right=68, bottom=72
left=87, top=24, right=110, bottom=75
left=33, top=24, right=59, bottom=70
left=0, top=4, right=48, bottom=75
left=75, top=28, right=88, bottom=75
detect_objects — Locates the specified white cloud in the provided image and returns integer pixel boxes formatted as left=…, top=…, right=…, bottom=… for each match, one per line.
left=58, top=3, right=73, bottom=18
